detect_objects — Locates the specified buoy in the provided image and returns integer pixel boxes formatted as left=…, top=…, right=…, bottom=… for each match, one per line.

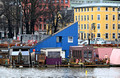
left=85, top=70, right=87, bottom=76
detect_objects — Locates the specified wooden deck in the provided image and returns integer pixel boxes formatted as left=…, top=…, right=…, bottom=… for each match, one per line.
left=84, top=64, right=110, bottom=67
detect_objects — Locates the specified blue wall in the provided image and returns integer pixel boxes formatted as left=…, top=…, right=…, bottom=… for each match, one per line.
left=30, top=22, right=78, bottom=58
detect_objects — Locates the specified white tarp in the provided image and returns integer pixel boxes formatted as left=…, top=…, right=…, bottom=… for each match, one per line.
left=11, top=51, right=19, bottom=56
left=11, top=51, right=29, bottom=56
left=21, top=51, right=29, bottom=55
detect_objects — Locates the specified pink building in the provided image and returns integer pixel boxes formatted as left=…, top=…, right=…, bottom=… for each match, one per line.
left=95, top=48, right=113, bottom=60
left=110, top=49, right=120, bottom=65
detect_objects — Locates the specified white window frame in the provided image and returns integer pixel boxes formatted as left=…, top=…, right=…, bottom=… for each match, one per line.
left=75, top=16, right=77, bottom=21
left=91, top=15, right=93, bottom=20
left=68, top=36, right=73, bottom=43
left=97, top=14, right=100, bottom=20
left=84, top=24, right=86, bottom=29
left=81, top=24, right=83, bottom=29
left=81, top=15, right=83, bottom=21
left=87, top=24, right=89, bottom=30
left=97, top=7, right=100, bottom=11
left=97, top=23, right=100, bottom=29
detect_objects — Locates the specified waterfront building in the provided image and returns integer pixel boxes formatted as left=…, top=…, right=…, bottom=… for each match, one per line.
left=9, top=46, right=31, bottom=65
left=30, top=22, right=78, bottom=58
left=69, top=46, right=95, bottom=62
left=74, top=3, right=120, bottom=41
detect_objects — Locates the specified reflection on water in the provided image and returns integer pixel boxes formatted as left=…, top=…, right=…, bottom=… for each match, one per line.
left=0, top=66, right=120, bottom=78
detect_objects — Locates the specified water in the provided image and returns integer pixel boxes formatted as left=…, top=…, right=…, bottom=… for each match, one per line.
left=0, top=66, right=120, bottom=78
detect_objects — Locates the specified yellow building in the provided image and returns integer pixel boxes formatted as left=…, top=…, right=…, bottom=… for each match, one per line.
left=74, top=3, right=120, bottom=41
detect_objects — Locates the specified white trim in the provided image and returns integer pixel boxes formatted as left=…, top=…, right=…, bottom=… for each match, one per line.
left=68, top=36, right=73, bottom=43
left=97, top=14, right=100, bottom=20
left=97, top=23, right=100, bottom=29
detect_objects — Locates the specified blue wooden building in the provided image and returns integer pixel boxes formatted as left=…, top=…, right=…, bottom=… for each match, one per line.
left=30, top=22, right=78, bottom=58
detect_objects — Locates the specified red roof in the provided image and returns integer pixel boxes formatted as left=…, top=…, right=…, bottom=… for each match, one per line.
left=110, top=49, right=120, bottom=65
left=96, top=48, right=113, bottom=59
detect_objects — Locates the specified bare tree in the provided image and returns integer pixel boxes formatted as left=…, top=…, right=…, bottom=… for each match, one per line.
left=1, top=0, right=17, bottom=38
left=21, top=0, right=46, bottom=34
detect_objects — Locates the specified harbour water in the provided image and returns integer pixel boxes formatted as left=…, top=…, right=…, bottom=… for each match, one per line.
left=0, top=66, right=120, bottom=78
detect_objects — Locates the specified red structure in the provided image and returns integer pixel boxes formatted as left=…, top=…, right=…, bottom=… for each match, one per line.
left=70, top=46, right=95, bottom=62
left=35, top=0, right=70, bottom=33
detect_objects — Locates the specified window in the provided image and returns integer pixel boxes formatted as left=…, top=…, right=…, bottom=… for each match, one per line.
left=39, top=18, right=42, bottom=22
left=52, top=0, right=55, bottom=3
left=88, top=51, right=92, bottom=58
left=97, top=33, right=101, bottom=37
left=0, top=55, right=2, bottom=58
left=39, top=24, right=42, bottom=30
left=106, top=7, right=108, bottom=11
left=75, top=16, right=77, bottom=21
left=81, top=8, right=83, bottom=12
left=97, top=7, right=100, bottom=11
left=44, top=18, right=46, bottom=22
left=84, top=24, right=86, bottom=29
left=97, top=24, right=100, bottom=29
left=118, top=7, right=120, bottom=11
left=87, top=33, right=89, bottom=39
left=84, top=33, right=86, bottom=39
left=87, top=15, right=89, bottom=20
left=81, top=15, right=83, bottom=21
left=97, top=15, right=100, bottom=20
left=118, top=33, right=120, bottom=38
left=105, top=33, right=108, bottom=39
left=106, top=24, right=108, bottom=29
left=56, top=36, right=62, bottom=42
left=75, top=9, right=77, bottom=12
left=113, top=24, right=115, bottom=29
left=65, top=0, right=68, bottom=3
left=84, top=15, right=86, bottom=21
left=78, top=24, right=80, bottom=29
left=91, top=15, right=93, bottom=20
left=91, top=7, right=93, bottom=11
left=84, top=51, right=87, bottom=58
left=118, top=24, right=120, bottom=29
left=118, top=14, right=120, bottom=20
left=87, top=8, right=89, bottom=11
left=113, top=7, right=115, bottom=11
left=61, top=0, right=63, bottom=3
left=44, top=24, right=46, bottom=30
left=113, top=15, right=115, bottom=20
left=78, top=9, right=80, bottom=12
left=84, top=8, right=86, bottom=12
left=78, top=15, right=80, bottom=21
left=87, top=24, right=89, bottom=29
left=68, top=36, right=73, bottom=43
left=106, top=15, right=108, bottom=20
left=81, top=24, right=83, bottom=29
left=57, top=0, right=59, bottom=3
left=113, top=33, right=115, bottom=39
